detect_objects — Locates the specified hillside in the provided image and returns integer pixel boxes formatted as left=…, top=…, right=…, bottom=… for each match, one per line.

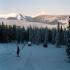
left=32, top=15, right=69, bottom=24
left=0, top=19, right=68, bottom=29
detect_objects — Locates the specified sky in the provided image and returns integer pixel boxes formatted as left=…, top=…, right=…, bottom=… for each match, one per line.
left=0, top=0, right=70, bottom=17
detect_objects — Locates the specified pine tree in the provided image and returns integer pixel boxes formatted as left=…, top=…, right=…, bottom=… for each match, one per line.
left=21, top=26, right=25, bottom=43
left=28, top=26, right=33, bottom=46
left=35, top=28, right=41, bottom=45
left=8, top=25, right=13, bottom=42
left=65, top=16, right=70, bottom=62
left=0, top=23, right=2, bottom=42
left=12, top=25, right=17, bottom=41
left=1, top=22, right=6, bottom=43
left=43, top=27, right=48, bottom=47
left=68, top=16, right=70, bottom=29
left=4, top=24, right=9, bottom=42
left=48, top=29, right=52, bottom=43
left=59, top=26, right=64, bottom=45
left=55, top=22, right=61, bottom=48
left=40, top=28, right=45, bottom=43
left=51, top=28, right=56, bottom=44
left=16, top=26, right=21, bottom=43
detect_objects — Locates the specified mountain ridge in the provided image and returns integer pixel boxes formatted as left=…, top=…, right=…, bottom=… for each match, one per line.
left=0, top=13, right=70, bottom=24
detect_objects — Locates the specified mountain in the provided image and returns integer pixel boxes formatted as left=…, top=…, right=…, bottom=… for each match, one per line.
left=7, top=13, right=25, bottom=20
left=0, top=13, right=69, bottom=25
left=24, top=16, right=33, bottom=21
left=0, top=14, right=68, bottom=29
left=16, top=13, right=24, bottom=20
left=30, top=15, right=69, bottom=24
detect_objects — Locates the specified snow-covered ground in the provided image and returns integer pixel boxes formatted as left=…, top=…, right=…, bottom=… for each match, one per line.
left=0, top=43, right=70, bottom=70
left=0, top=19, right=67, bottom=29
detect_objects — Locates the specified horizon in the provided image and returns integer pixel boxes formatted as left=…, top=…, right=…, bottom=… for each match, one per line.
left=0, top=0, right=70, bottom=17
left=0, top=12, right=70, bottom=18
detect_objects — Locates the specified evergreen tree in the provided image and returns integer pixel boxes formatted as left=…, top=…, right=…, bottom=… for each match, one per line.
left=35, top=28, right=40, bottom=45
left=48, top=29, right=52, bottom=43
left=29, top=26, right=33, bottom=42
left=1, top=22, right=6, bottom=43
left=16, top=26, right=21, bottom=43
left=0, top=24, right=2, bottom=42
left=4, top=24, right=9, bottom=42
left=40, top=28, right=45, bottom=43
left=55, top=22, right=61, bottom=48
left=12, top=25, right=17, bottom=41
left=20, top=26, right=25, bottom=43
left=31, top=27, right=36, bottom=43
left=59, top=26, right=64, bottom=45
left=8, top=25, right=13, bottom=42
left=68, top=16, right=70, bottom=29
left=43, top=27, right=48, bottom=47
left=65, top=16, right=70, bottom=62
left=51, top=28, right=56, bottom=44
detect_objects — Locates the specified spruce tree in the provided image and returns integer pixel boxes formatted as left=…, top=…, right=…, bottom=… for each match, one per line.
left=21, top=26, right=25, bottom=43
left=55, top=22, right=61, bottom=48
left=65, top=16, right=70, bottom=62
left=16, top=26, right=21, bottom=43
left=35, top=28, right=39, bottom=44
left=59, top=26, right=64, bottom=45
left=8, top=25, right=13, bottom=42
left=1, top=22, right=6, bottom=43
left=12, top=25, right=17, bottom=41
left=43, top=27, right=48, bottom=47
left=28, top=26, right=32, bottom=46
left=4, top=24, right=9, bottom=42
left=51, top=28, right=56, bottom=44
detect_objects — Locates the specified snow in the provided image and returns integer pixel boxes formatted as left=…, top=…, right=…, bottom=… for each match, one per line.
left=0, top=43, right=70, bottom=70
left=0, top=19, right=67, bottom=29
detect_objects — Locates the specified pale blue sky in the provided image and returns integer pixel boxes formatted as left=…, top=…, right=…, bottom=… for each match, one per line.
left=0, top=0, right=70, bottom=16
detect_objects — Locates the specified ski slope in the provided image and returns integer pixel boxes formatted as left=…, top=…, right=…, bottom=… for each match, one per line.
left=0, top=43, right=70, bottom=70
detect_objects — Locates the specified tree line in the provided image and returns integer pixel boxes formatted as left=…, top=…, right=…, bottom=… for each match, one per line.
left=0, top=21, right=68, bottom=46
left=0, top=21, right=64, bottom=46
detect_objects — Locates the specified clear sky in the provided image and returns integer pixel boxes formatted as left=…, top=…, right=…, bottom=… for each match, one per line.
left=0, top=0, right=70, bottom=16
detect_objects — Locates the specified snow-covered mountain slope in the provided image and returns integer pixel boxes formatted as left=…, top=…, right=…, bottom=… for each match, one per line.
left=0, top=13, right=69, bottom=25
left=0, top=13, right=69, bottom=29
left=32, top=15, right=69, bottom=24
left=6, top=13, right=25, bottom=20
left=0, top=43, right=69, bottom=70
left=0, top=19, right=68, bottom=29
left=0, top=13, right=25, bottom=20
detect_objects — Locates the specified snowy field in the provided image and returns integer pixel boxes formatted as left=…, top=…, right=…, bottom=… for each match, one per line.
left=0, top=43, right=70, bottom=70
